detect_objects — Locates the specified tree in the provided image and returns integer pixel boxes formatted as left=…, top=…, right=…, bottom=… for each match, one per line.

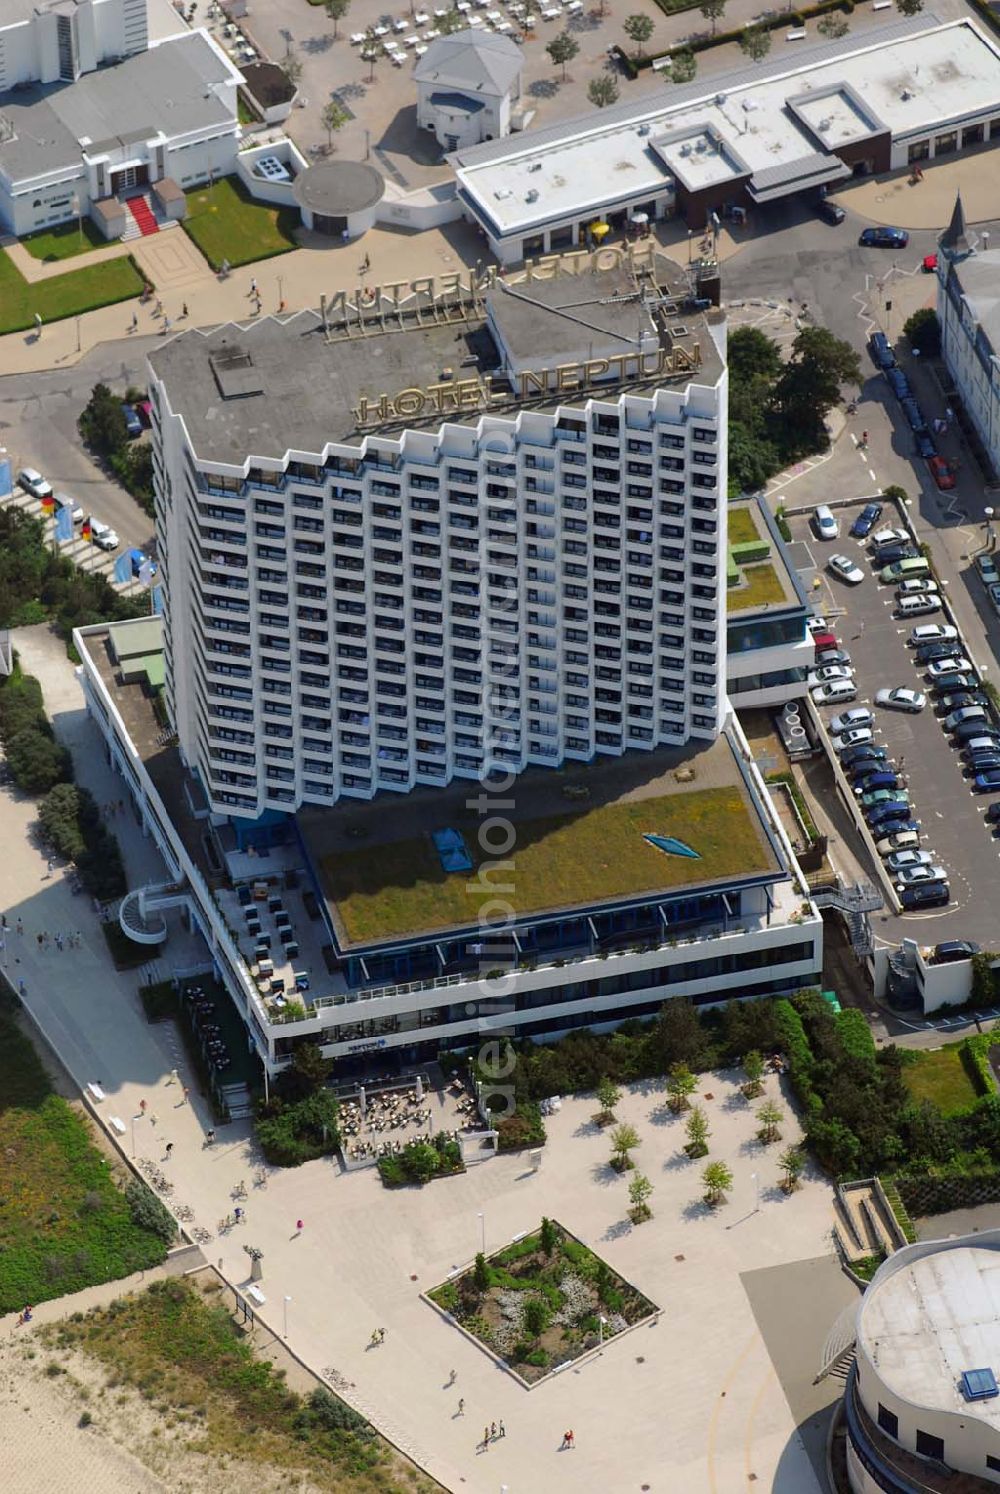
left=325, top=0, right=350, bottom=37
left=623, top=12, right=654, bottom=56
left=588, top=75, right=620, bottom=109
left=78, top=382, right=128, bottom=460
left=473, top=1251, right=490, bottom=1292
left=628, top=1172, right=654, bottom=1222
left=739, top=24, right=772, bottom=63
left=702, top=1159, right=733, bottom=1206
left=321, top=100, right=350, bottom=151
left=699, top=0, right=726, bottom=35
left=772, top=325, right=862, bottom=450
left=896, top=0, right=923, bottom=13
left=666, top=1061, right=697, bottom=1113
left=283, top=53, right=303, bottom=87
left=39, top=782, right=87, bottom=861
left=362, top=30, right=383, bottom=82
left=279, top=1042, right=332, bottom=1102
left=523, top=1295, right=548, bottom=1338
left=817, top=12, right=848, bottom=37
left=540, top=1215, right=558, bottom=1256
left=757, top=1100, right=784, bottom=1144
left=684, top=1104, right=710, bottom=1158
left=778, top=1145, right=805, bottom=1192
left=903, top=307, right=941, bottom=357
left=596, top=1076, right=621, bottom=1124
left=668, top=49, right=697, bottom=84
left=6, top=727, right=71, bottom=795
left=742, top=1050, right=765, bottom=1099
left=648, top=996, right=712, bottom=1072
left=609, top=1122, right=641, bottom=1171
left=546, top=31, right=579, bottom=80
left=437, top=6, right=465, bottom=31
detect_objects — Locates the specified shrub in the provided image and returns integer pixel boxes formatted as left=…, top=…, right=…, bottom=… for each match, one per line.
left=0, top=672, right=48, bottom=746
left=903, top=307, right=941, bottom=358
left=255, top=1088, right=340, bottom=1167
left=496, top=1102, right=546, bottom=1151
left=834, top=1008, right=877, bottom=1064
left=6, top=727, right=72, bottom=795
left=125, top=1179, right=176, bottom=1244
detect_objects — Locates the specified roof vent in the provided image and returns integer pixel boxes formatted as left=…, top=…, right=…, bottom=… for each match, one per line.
left=528, top=161, right=542, bottom=172
left=637, top=122, right=651, bottom=136
left=440, top=367, right=454, bottom=381
left=716, top=94, right=726, bottom=105
left=525, top=187, right=538, bottom=202
left=961, top=1369, right=999, bottom=1402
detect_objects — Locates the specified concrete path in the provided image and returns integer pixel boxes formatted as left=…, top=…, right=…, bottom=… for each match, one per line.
left=0, top=233, right=135, bottom=284
left=835, top=145, right=1000, bottom=232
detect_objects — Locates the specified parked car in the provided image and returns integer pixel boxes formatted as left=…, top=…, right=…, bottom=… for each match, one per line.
left=937, top=691, right=989, bottom=714
left=853, top=771, right=899, bottom=794
left=896, top=863, right=948, bottom=888
left=909, top=623, right=957, bottom=647
left=807, top=615, right=830, bottom=636
left=886, top=849, right=933, bottom=873
left=850, top=502, right=883, bottom=538
left=867, top=803, right=918, bottom=830
left=827, top=553, right=865, bottom=585
left=833, top=728, right=874, bottom=754
left=881, top=558, right=930, bottom=584
left=811, top=629, right=839, bottom=655
left=876, top=830, right=920, bottom=856
left=958, top=728, right=1000, bottom=750
left=861, top=788, right=911, bottom=811
left=871, top=527, right=910, bottom=549
left=986, top=802, right=1000, bottom=824
left=974, top=768, right=1000, bottom=792
left=868, top=331, right=895, bottom=369
left=894, top=596, right=940, bottom=618
left=17, top=466, right=52, bottom=500
left=848, top=757, right=892, bottom=781
left=915, top=640, right=963, bottom=665
left=875, top=687, right=926, bottom=713
left=89, top=518, right=120, bottom=551
left=813, top=504, right=838, bottom=540
left=121, top=403, right=143, bottom=439
left=928, top=455, right=956, bottom=490
left=873, top=542, right=918, bottom=567
left=812, top=678, right=858, bottom=706
left=944, top=705, right=988, bottom=731
left=831, top=708, right=874, bottom=734
left=860, top=226, right=910, bottom=247
left=927, top=656, right=973, bottom=678
left=808, top=664, right=854, bottom=688
left=896, top=578, right=938, bottom=598
left=990, top=582, right=1000, bottom=619
left=841, top=743, right=888, bottom=769
left=55, top=492, right=83, bottom=524
left=930, top=672, right=978, bottom=696
left=818, top=197, right=846, bottom=226
left=914, top=430, right=937, bottom=459
left=815, top=648, right=852, bottom=668
left=964, top=753, right=1000, bottom=776
left=975, top=553, right=999, bottom=586
left=931, top=941, right=980, bottom=963
left=901, top=882, right=950, bottom=909
left=885, top=368, right=911, bottom=400
left=901, top=398, right=927, bottom=433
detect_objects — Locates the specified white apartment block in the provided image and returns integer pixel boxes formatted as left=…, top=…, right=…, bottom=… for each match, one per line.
left=0, top=0, right=147, bottom=91
left=936, top=195, right=1000, bottom=479
left=147, top=247, right=729, bottom=819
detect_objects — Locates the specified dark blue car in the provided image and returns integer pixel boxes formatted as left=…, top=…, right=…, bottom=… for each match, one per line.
left=914, top=430, right=937, bottom=459
left=869, top=331, right=895, bottom=369
left=851, top=502, right=883, bottom=538
left=841, top=744, right=888, bottom=769
left=860, top=227, right=910, bottom=248
left=854, top=771, right=899, bottom=793
left=974, top=769, right=1000, bottom=792
left=901, top=398, right=927, bottom=433
left=885, top=368, right=910, bottom=400
left=874, top=543, right=918, bottom=567
left=901, top=882, right=949, bottom=909
left=121, top=403, right=143, bottom=439
left=866, top=801, right=914, bottom=827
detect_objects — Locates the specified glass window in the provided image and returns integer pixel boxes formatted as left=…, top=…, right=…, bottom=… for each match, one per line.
left=991, top=118, right=1000, bottom=141
left=915, top=1430, right=944, bottom=1462
left=963, top=123, right=985, bottom=147
left=908, top=140, right=930, bottom=163
left=934, top=131, right=958, bottom=156
left=877, top=1403, right=898, bottom=1440
left=987, top=1454, right=1000, bottom=1472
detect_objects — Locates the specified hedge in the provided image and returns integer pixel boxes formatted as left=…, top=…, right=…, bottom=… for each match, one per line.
left=772, top=998, right=816, bottom=1111
left=961, top=1035, right=996, bottom=1098
left=634, top=0, right=867, bottom=76
left=834, top=1008, right=877, bottom=1066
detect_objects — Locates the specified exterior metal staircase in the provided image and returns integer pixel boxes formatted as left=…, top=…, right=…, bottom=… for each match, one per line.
left=811, top=882, right=883, bottom=959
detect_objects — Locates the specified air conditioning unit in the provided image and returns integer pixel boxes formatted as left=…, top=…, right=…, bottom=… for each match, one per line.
left=525, top=188, right=539, bottom=202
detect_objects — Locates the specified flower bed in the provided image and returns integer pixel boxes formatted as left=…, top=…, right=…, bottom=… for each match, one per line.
left=426, top=1220, right=656, bottom=1385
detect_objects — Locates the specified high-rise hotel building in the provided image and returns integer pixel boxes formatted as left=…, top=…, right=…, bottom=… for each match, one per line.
left=147, top=245, right=728, bottom=817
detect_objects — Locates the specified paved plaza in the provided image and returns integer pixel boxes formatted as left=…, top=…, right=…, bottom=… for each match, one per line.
left=0, top=623, right=840, bottom=1491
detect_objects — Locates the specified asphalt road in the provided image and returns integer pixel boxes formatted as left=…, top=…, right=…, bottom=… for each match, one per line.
left=0, top=336, right=158, bottom=554
left=789, top=503, right=1000, bottom=949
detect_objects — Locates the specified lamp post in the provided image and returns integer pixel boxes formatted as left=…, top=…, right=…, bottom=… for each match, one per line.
left=751, top=1171, right=760, bottom=1213
left=283, top=1294, right=291, bottom=1337
left=598, top=1313, right=608, bottom=1347
left=985, top=507, right=996, bottom=551
left=72, top=192, right=81, bottom=247
left=131, top=1114, right=136, bottom=1157
left=477, top=1211, right=485, bottom=1255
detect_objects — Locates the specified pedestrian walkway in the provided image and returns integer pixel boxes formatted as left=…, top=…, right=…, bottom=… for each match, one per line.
left=835, top=149, right=1000, bottom=232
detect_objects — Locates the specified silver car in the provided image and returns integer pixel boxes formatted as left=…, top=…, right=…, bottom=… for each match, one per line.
left=827, top=553, right=865, bottom=585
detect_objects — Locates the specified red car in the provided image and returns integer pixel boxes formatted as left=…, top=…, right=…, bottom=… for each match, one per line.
left=812, top=630, right=838, bottom=655
left=928, top=455, right=955, bottom=490
left=922, top=253, right=938, bottom=274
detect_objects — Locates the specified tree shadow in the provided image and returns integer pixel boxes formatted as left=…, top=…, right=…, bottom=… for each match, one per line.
left=590, top=1161, right=621, bottom=1188
left=681, top=1197, right=714, bottom=1221
left=573, top=1118, right=603, bottom=1137
left=527, top=78, right=560, bottom=99
left=720, top=1090, right=749, bottom=1111
left=739, top=1136, right=764, bottom=1156
left=568, top=12, right=601, bottom=30
left=301, top=33, right=335, bottom=54
left=338, top=81, right=368, bottom=101
left=647, top=1103, right=678, bottom=1127
left=762, top=1183, right=792, bottom=1205
left=663, top=1149, right=695, bottom=1170
left=603, top=1217, right=632, bottom=1242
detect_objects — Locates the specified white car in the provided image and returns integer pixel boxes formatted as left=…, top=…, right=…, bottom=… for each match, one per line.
left=17, top=466, right=52, bottom=500
left=895, top=596, right=940, bottom=618
left=832, top=727, right=874, bottom=753
left=871, top=526, right=909, bottom=549
left=909, top=623, right=958, bottom=647
left=812, top=678, right=858, bottom=705
left=896, top=863, right=948, bottom=888
left=830, top=707, right=874, bottom=734
left=55, top=491, right=84, bottom=524
left=886, top=849, right=933, bottom=873
left=808, top=664, right=854, bottom=688
left=896, top=578, right=938, bottom=597
left=874, top=687, right=926, bottom=713
left=813, top=504, right=838, bottom=540
left=827, top=553, right=865, bottom=585
left=807, top=615, right=830, bottom=636
left=89, top=518, right=120, bottom=551
left=975, top=553, right=1000, bottom=586
left=927, top=655, right=973, bottom=679
left=876, top=830, right=921, bottom=856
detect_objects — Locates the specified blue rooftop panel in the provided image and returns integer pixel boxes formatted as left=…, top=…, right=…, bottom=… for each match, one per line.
left=961, top=1368, right=999, bottom=1401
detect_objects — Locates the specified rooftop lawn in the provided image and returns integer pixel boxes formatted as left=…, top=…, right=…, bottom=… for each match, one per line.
left=728, top=562, right=787, bottom=611
left=182, top=175, right=299, bottom=271
left=0, top=246, right=145, bottom=335
left=727, top=506, right=761, bottom=546
left=903, top=1043, right=981, bottom=1115
left=20, top=217, right=108, bottom=262
left=322, top=785, right=771, bottom=945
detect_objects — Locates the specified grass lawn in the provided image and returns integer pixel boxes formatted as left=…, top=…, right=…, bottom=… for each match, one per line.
left=44, top=1279, right=437, bottom=1492
left=20, top=217, right=108, bottom=262
left=182, top=175, right=299, bottom=270
left=322, top=785, right=771, bottom=944
left=727, top=506, right=761, bottom=546
left=903, top=1043, right=981, bottom=1115
left=428, top=1222, right=656, bottom=1385
left=728, top=562, right=787, bottom=611
left=0, top=247, right=144, bottom=335
left=0, top=987, right=167, bottom=1312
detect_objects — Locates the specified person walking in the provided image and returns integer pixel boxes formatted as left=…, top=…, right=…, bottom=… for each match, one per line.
left=249, top=277, right=257, bottom=296
left=498, top=1420, right=505, bottom=1439
left=165, top=1142, right=173, bottom=1159
left=168, top=1068, right=178, bottom=1086
left=130, top=311, right=138, bottom=332
left=139, top=1098, right=147, bottom=1115
left=295, top=1218, right=303, bottom=1234
left=181, top=1086, right=190, bottom=1104
left=182, top=302, right=188, bottom=317
left=16, top=918, right=23, bottom=937
left=457, top=1397, right=464, bottom=1416
left=490, top=1421, right=497, bottom=1441
left=206, top=1128, right=216, bottom=1145
left=483, top=1427, right=490, bottom=1450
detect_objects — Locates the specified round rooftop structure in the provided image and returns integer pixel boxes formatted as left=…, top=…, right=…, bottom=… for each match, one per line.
left=293, top=160, right=385, bottom=238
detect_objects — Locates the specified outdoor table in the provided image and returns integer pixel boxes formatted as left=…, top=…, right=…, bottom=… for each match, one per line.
left=374, top=23, right=389, bottom=33
left=393, top=17, right=407, bottom=27
left=405, top=33, right=419, bottom=44
left=415, top=10, right=430, bottom=21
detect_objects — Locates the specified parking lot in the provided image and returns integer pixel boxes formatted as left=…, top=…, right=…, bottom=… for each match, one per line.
left=788, top=499, right=1000, bottom=948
